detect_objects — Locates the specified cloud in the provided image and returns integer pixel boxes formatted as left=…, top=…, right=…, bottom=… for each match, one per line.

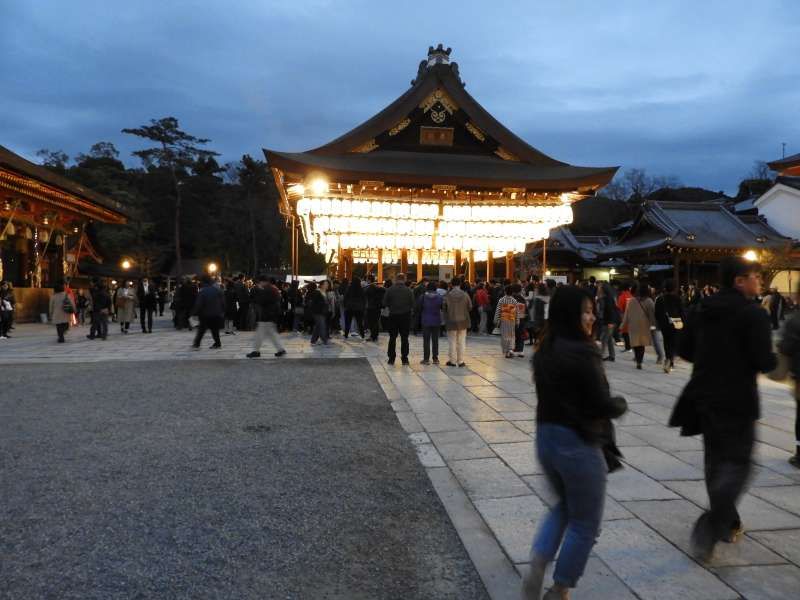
left=1, top=0, right=799, bottom=194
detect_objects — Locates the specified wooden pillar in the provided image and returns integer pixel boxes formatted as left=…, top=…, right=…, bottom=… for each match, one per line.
left=376, top=249, right=383, bottom=283
left=400, top=249, right=408, bottom=277
left=468, top=250, right=475, bottom=284
left=416, top=249, right=423, bottom=282
left=454, top=250, right=462, bottom=278
left=486, top=250, right=494, bottom=281
left=541, top=238, right=547, bottom=278
left=337, top=247, right=345, bottom=281
left=290, top=217, right=298, bottom=281
left=505, top=252, right=513, bottom=280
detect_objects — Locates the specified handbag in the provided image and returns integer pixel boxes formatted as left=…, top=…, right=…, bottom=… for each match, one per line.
left=768, top=353, right=791, bottom=382
left=670, top=317, right=684, bottom=330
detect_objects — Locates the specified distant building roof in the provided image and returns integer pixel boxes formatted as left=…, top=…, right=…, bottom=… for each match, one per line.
left=646, top=187, right=732, bottom=204
left=776, top=176, right=800, bottom=191
left=0, top=144, right=127, bottom=223
left=528, top=226, right=607, bottom=263
left=603, top=200, right=789, bottom=256
left=768, top=152, right=800, bottom=173
left=731, top=198, right=757, bottom=214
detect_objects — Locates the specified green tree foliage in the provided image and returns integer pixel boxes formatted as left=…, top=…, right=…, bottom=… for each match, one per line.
left=38, top=129, right=325, bottom=277
left=122, top=117, right=219, bottom=276
left=35, top=149, right=69, bottom=171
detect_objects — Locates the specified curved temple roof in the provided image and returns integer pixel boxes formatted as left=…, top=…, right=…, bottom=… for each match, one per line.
left=0, top=145, right=127, bottom=223
left=265, top=45, right=617, bottom=193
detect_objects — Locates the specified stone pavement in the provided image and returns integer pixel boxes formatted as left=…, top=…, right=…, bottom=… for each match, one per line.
left=3, top=316, right=800, bottom=599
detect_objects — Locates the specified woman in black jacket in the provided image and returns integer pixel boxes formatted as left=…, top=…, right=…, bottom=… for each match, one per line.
left=654, top=279, right=684, bottom=373
left=343, top=276, right=366, bottom=339
left=522, top=285, right=627, bottom=600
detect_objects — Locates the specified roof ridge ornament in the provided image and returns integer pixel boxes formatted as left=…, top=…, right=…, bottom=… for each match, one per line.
left=412, top=44, right=463, bottom=86
left=427, top=44, right=452, bottom=66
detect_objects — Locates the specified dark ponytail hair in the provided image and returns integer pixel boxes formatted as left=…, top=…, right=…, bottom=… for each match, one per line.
left=536, top=285, right=593, bottom=351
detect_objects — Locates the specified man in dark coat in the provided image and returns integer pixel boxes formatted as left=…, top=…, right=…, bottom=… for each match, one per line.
left=232, top=276, right=251, bottom=331
left=670, top=257, right=776, bottom=561
left=191, top=275, right=225, bottom=349
left=247, top=276, right=286, bottom=358
left=778, top=301, right=800, bottom=470
left=383, top=273, right=415, bottom=365
left=136, top=277, right=158, bottom=333
left=174, top=277, right=197, bottom=330
left=364, top=274, right=386, bottom=342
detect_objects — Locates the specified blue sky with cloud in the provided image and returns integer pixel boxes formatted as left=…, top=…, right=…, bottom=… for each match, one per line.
left=2, top=0, right=799, bottom=193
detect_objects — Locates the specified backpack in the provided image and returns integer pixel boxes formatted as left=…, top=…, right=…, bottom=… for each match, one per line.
left=62, top=295, right=74, bottom=314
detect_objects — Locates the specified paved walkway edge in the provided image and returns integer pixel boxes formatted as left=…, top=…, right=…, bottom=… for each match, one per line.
left=426, top=466, right=522, bottom=600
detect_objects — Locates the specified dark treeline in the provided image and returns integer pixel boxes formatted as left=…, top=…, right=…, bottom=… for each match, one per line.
left=36, top=117, right=326, bottom=277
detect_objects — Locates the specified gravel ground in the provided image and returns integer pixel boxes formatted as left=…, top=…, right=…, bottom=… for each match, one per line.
left=0, top=359, right=488, bottom=600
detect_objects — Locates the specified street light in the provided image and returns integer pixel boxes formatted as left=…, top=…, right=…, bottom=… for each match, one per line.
left=743, top=250, right=758, bottom=262
left=121, top=259, right=132, bottom=270
left=207, top=262, right=218, bottom=274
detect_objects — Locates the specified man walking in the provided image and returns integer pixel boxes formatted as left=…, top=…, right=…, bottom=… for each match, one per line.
left=247, top=276, right=286, bottom=358
left=137, top=277, right=157, bottom=333
left=234, top=275, right=251, bottom=331
left=191, top=275, right=225, bottom=349
left=443, top=277, right=472, bottom=367
left=364, top=274, right=385, bottom=342
left=384, top=273, right=414, bottom=365
left=669, top=257, right=776, bottom=561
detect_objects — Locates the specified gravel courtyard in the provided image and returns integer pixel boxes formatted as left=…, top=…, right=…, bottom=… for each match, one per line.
left=0, top=359, right=488, bottom=600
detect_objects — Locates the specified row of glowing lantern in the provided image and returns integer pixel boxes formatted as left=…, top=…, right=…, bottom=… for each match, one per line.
left=314, top=233, right=537, bottom=254
left=307, top=215, right=554, bottom=239
left=296, top=198, right=573, bottom=224
left=0, top=221, right=63, bottom=245
left=351, top=250, right=492, bottom=265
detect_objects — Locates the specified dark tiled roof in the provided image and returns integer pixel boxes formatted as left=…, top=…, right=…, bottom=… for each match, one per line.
left=265, top=150, right=617, bottom=191
left=776, top=176, right=800, bottom=191
left=528, top=227, right=609, bottom=262
left=602, top=201, right=789, bottom=255
left=0, top=145, right=127, bottom=219
left=265, top=49, right=617, bottom=192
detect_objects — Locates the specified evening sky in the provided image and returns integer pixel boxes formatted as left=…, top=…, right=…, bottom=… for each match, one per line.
left=1, top=0, right=799, bottom=194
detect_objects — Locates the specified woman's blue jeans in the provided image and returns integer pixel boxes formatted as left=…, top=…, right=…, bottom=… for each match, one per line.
left=532, top=423, right=606, bottom=588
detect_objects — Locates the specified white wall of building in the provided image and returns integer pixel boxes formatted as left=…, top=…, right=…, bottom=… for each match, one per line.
left=755, top=183, right=800, bottom=239
left=770, top=270, right=800, bottom=298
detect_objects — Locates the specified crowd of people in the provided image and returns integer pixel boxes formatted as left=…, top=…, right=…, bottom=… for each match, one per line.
left=522, top=257, right=797, bottom=599
left=3, top=256, right=800, bottom=599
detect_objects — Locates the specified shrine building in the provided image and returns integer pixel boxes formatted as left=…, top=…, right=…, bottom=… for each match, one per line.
left=0, top=145, right=126, bottom=319
left=264, top=45, right=617, bottom=282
